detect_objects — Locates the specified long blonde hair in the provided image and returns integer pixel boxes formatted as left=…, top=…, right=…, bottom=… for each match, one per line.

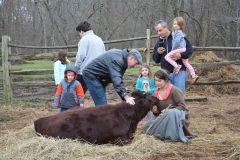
left=172, top=17, right=185, bottom=35
left=139, top=64, right=153, bottom=78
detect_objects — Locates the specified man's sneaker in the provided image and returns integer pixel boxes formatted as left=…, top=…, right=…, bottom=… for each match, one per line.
left=174, top=65, right=182, bottom=75
left=191, top=75, right=199, bottom=84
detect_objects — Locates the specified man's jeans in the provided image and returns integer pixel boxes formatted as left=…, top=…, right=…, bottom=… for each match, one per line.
left=82, top=75, right=107, bottom=106
left=60, top=107, right=68, bottom=112
left=169, top=70, right=186, bottom=96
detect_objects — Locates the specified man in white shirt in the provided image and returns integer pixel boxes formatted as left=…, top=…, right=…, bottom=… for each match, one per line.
left=75, top=21, right=106, bottom=93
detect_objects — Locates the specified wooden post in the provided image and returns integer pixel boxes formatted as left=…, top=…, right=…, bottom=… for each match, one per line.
left=2, top=36, right=12, bottom=106
left=146, top=29, right=150, bottom=65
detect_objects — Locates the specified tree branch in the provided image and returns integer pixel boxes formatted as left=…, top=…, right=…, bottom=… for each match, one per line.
left=87, top=1, right=109, bottom=20
left=180, top=10, right=202, bottom=31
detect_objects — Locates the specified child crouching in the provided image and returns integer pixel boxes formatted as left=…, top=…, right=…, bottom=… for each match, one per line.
left=52, top=65, right=84, bottom=112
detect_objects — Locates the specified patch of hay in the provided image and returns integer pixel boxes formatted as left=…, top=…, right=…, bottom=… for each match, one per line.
left=0, top=96, right=240, bottom=159
left=186, top=51, right=240, bottom=97
left=1, top=123, right=239, bottom=160
left=0, top=125, right=169, bottom=160
left=190, top=51, right=224, bottom=63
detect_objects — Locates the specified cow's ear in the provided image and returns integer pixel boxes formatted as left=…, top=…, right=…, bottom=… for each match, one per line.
left=148, top=98, right=152, bottom=104
left=137, top=99, right=144, bottom=106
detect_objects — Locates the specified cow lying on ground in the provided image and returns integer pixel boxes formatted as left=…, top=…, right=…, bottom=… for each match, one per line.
left=34, top=90, right=159, bottom=145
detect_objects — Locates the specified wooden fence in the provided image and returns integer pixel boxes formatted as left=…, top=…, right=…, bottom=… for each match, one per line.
left=1, top=29, right=240, bottom=105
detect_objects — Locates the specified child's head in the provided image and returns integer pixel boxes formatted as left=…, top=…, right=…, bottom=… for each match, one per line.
left=172, top=17, right=185, bottom=33
left=66, top=71, right=75, bottom=82
left=139, top=64, right=153, bottom=78
left=64, top=66, right=78, bottom=82
left=55, top=50, right=68, bottom=64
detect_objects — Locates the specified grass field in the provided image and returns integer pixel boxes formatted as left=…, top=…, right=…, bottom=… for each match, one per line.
left=0, top=60, right=54, bottom=79
left=0, top=60, right=160, bottom=79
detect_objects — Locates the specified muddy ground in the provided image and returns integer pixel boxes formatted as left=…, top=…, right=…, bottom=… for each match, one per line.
left=0, top=51, right=240, bottom=159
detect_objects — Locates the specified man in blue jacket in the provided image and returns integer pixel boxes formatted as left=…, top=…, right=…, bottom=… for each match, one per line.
left=82, top=48, right=142, bottom=106
left=152, top=20, right=193, bottom=96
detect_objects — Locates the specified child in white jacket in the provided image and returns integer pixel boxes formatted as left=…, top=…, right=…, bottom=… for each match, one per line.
left=54, top=50, right=71, bottom=87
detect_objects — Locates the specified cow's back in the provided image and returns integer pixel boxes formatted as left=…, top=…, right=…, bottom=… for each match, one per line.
left=34, top=91, right=158, bottom=145
left=34, top=105, right=123, bottom=142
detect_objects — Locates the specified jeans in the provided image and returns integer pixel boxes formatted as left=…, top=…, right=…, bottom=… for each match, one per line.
left=60, top=107, right=68, bottom=112
left=82, top=75, right=107, bottom=106
left=169, top=70, right=186, bottom=96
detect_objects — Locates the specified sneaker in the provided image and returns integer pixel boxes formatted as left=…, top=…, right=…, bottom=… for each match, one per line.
left=174, top=65, right=182, bottom=75
left=191, top=75, right=199, bottom=84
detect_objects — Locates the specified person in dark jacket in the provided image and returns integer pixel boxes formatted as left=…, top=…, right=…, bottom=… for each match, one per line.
left=152, top=20, right=194, bottom=96
left=82, top=48, right=142, bottom=106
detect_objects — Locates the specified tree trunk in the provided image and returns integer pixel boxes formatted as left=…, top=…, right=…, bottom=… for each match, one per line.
left=189, top=0, right=200, bottom=46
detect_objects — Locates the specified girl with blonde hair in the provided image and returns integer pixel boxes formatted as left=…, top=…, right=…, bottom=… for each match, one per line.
left=165, top=17, right=198, bottom=84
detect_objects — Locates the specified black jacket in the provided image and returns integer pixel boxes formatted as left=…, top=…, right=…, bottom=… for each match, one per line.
left=152, top=31, right=193, bottom=73
left=82, top=48, right=128, bottom=99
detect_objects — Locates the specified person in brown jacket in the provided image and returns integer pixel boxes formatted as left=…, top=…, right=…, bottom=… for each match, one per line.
left=143, top=69, right=197, bottom=143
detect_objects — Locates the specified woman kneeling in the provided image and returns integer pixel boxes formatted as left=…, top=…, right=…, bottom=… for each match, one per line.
left=143, top=69, right=197, bottom=143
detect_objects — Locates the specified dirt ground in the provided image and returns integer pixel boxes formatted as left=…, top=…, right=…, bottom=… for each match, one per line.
left=0, top=51, right=240, bottom=159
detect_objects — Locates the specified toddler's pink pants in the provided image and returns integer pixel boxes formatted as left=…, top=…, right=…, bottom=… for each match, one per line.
left=165, top=48, right=195, bottom=76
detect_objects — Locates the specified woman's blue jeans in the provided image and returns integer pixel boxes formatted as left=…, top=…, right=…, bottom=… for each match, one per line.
left=82, top=75, right=107, bottom=106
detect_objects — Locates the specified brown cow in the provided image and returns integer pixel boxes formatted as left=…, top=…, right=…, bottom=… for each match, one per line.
left=34, top=90, right=159, bottom=145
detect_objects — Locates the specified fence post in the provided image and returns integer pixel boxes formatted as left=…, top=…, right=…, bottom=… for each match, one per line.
left=2, top=36, right=12, bottom=106
left=146, top=29, right=150, bottom=65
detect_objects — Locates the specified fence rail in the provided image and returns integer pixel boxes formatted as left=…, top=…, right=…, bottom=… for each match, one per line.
left=2, top=30, right=240, bottom=105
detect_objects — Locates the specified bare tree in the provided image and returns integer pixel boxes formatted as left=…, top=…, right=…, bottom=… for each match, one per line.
left=0, top=0, right=239, bottom=60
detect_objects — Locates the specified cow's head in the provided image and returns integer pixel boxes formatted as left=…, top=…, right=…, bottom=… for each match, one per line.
left=131, top=90, right=146, bottom=100
left=131, top=90, right=159, bottom=109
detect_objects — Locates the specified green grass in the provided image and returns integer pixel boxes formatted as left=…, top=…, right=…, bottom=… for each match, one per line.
left=0, top=60, right=160, bottom=79
left=10, top=60, right=54, bottom=70
left=0, top=60, right=54, bottom=79
left=125, top=66, right=160, bottom=75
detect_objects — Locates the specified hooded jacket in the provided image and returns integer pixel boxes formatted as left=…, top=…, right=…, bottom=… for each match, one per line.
left=53, top=65, right=84, bottom=108
left=152, top=31, right=193, bottom=73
